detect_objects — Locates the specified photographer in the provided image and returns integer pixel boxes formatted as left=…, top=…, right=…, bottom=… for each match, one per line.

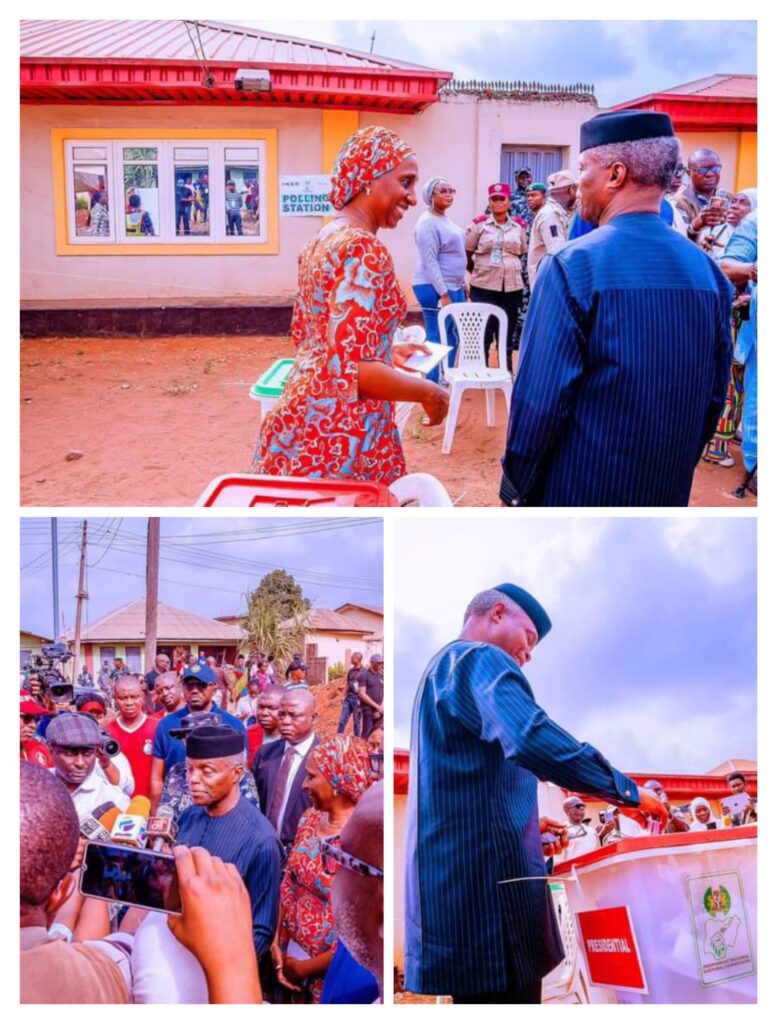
left=47, top=713, right=130, bottom=822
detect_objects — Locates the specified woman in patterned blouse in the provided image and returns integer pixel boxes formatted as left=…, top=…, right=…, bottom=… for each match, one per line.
left=271, top=734, right=373, bottom=1002
left=253, top=126, right=448, bottom=486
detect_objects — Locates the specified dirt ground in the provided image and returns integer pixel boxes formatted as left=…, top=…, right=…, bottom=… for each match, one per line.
left=20, top=334, right=756, bottom=508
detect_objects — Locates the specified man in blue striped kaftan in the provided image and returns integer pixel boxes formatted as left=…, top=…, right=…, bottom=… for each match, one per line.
left=500, top=110, right=732, bottom=507
left=404, top=584, right=657, bottom=1003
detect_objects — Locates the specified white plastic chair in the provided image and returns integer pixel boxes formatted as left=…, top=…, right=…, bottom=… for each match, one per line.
left=389, top=472, right=453, bottom=507
left=437, top=302, right=513, bottom=454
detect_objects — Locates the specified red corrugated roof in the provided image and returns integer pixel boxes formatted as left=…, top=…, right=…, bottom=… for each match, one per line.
left=64, top=599, right=243, bottom=643
left=610, top=74, right=756, bottom=132
left=20, top=19, right=438, bottom=71
left=661, top=74, right=757, bottom=99
left=20, top=21, right=450, bottom=112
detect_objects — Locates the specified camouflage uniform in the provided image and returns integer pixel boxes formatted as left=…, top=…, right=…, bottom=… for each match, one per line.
left=161, top=761, right=261, bottom=822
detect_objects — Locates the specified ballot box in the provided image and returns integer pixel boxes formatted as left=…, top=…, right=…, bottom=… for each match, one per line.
left=196, top=473, right=398, bottom=507
left=249, top=358, right=295, bottom=423
left=551, top=826, right=756, bottom=1004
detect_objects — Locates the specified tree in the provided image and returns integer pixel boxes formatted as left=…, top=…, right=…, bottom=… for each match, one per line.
left=241, top=594, right=307, bottom=665
left=249, top=570, right=310, bottom=621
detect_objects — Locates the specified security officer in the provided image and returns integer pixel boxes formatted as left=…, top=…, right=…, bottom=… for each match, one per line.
left=526, top=177, right=571, bottom=288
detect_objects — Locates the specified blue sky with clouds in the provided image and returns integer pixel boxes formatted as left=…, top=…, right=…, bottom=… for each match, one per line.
left=229, top=20, right=756, bottom=107
left=393, top=517, right=756, bottom=774
left=20, top=517, right=383, bottom=638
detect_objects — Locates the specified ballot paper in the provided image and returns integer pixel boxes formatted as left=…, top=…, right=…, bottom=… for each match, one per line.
left=398, top=343, right=452, bottom=376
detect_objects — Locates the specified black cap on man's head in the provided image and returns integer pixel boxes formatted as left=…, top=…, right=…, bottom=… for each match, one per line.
left=493, top=584, right=552, bottom=641
left=185, top=724, right=244, bottom=759
left=580, top=110, right=675, bottom=152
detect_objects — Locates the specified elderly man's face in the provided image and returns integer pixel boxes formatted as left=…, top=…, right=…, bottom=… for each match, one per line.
left=186, top=756, right=242, bottom=806
left=577, top=150, right=617, bottom=224
left=566, top=800, right=586, bottom=825
left=155, top=655, right=170, bottom=672
left=487, top=602, right=538, bottom=667
left=52, top=744, right=97, bottom=786
left=689, top=154, right=721, bottom=196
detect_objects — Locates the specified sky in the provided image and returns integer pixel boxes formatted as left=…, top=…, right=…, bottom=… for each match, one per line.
left=227, top=19, right=757, bottom=107
left=393, top=517, right=756, bottom=775
left=20, top=517, right=383, bottom=638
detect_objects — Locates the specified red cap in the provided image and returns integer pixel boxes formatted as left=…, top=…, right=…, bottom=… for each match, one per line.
left=79, top=701, right=105, bottom=715
left=20, top=694, right=48, bottom=716
left=488, top=183, right=511, bottom=199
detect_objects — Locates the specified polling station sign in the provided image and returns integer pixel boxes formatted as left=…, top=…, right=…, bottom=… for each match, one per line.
left=280, top=176, right=334, bottom=216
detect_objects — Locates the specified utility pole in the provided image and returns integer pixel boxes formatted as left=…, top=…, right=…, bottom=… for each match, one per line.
left=71, top=520, right=88, bottom=684
left=51, top=518, right=60, bottom=641
left=369, top=30, right=376, bottom=53
left=145, top=518, right=160, bottom=677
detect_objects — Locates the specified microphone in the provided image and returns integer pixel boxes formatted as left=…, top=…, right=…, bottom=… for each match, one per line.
left=91, top=801, right=116, bottom=820
left=80, top=816, right=110, bottom=841
left=99, top=806, right=121, bottom=834
left=80, top=802, right=122, bottom=841
left=147, top=803, right=178, bottom=851
left=110, top=796, right=151, bottom=848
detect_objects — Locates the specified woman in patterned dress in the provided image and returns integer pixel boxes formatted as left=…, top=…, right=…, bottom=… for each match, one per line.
left=271, top=734, right=373, bottom=1002
left=253, top=126, right=448, bottom=486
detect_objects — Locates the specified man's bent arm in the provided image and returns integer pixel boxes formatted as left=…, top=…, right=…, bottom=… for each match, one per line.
left=500, top=256, right=586, bottom=505
left=444, top=645, right=640, bottom=807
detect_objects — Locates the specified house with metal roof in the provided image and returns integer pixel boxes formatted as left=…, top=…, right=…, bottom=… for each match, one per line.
left=21, top=18, right=599, bottom=335
left=279, top=605, right=383, bottom=684
left=63, top=597, right=243, bottom=674
left=611, top=74, right=757, bottom=191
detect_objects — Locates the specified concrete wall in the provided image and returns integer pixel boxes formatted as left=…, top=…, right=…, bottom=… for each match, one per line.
left=304, top=631, right=367, bottom=674
left=21, top=104, right=322, bottom=305
left=22, top=95, right=595, bottom=310
left=361, top=94, right=594, bottom=306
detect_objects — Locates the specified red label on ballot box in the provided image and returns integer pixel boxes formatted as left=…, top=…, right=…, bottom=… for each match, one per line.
left=576, top=906, right=648, bottom=992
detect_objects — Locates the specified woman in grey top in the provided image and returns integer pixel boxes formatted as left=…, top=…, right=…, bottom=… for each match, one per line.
left=412, top=177, right=467, bottom=382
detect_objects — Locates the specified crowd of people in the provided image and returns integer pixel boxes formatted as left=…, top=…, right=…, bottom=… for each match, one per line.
left=555, top=773, right=758, bottom=865
left=251, top=112, right=756, bottom=506
left=20, top=645, right=385, bottom=1004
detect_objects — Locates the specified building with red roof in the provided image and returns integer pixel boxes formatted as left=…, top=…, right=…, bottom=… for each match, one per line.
left=21, top=19, right=599, bottom=333
left=611, top=74, right=756, bottom=192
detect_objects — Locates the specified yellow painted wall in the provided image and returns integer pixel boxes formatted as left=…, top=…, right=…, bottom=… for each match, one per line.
left=322, top=110, right=359, bottom=175
left=736, top=132, right=757, bottom=190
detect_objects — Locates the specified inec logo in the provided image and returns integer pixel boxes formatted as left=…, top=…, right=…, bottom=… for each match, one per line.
left=703, top=885, right=731, bottom=918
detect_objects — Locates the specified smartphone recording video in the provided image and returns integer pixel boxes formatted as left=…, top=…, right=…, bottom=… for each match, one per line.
left=80, top=841, right=182, bottom=915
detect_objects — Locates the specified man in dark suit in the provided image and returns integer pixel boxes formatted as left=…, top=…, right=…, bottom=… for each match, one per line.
left=404, top=583, right=665, bottom=1003
left=252, top=688, right=318, bottom=855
